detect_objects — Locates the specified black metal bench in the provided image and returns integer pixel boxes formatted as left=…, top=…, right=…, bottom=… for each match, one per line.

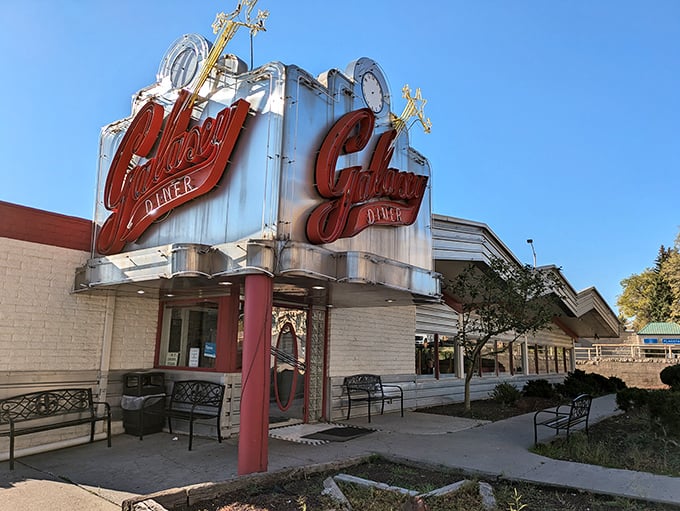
left=533, top=393, right=592, bottom=445
left=0, top=388, right=111, bottom=469
left=139, top=380, right=225, bottom=450
left=343, top=374, right=403, bottom=422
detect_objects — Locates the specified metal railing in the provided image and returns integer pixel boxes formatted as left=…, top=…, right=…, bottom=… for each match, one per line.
left=575, top=343, right=680, bottom=362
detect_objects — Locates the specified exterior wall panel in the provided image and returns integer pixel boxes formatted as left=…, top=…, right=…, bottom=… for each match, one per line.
left=0, top=238, right=107, bottom=372
left=109, top=297, right=159, bottom=370
left=328, top=306, right=415, bottom=377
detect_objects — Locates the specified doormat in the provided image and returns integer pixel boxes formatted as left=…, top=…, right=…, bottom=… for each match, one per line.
left=301, top=426, right=374, bottom=442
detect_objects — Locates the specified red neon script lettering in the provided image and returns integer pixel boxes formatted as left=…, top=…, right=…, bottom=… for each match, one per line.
left=306, top=108, right=428, bottom=244
left=96, top=90, right=250, bottom=254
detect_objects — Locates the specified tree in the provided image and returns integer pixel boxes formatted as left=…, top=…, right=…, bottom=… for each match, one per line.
left=660, top=234, right=680, bottom=323
left=618, top=270, right=657, bottom=331
left=618, top=245, right=678, bottom=331
left=445, top=257, right=563, bottom=411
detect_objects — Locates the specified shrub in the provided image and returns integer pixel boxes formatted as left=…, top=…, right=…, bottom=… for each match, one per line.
left=607, top=375, right=627, bottom=392
left=616, top=387, right=649, bottom=412
left=491, top=382, right=521, bottom=406
left=660, top=364, right=680, bottom=391
left=522, top=379, right=556, bottom=399
left=557, top=370, right=627, bottom=398
left=647, top=390, right=680, bottom=437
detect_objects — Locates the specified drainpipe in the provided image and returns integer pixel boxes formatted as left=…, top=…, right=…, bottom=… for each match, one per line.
left=98, top=293, right=115, bottom=412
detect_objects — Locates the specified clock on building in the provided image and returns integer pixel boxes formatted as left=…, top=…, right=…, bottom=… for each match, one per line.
left=347, top=58, right=390, bottom=116
left=157, top=34, right=212, bottom=89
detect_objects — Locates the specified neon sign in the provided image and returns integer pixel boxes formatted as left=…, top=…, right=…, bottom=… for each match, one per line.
left=306, top=108, right=428, bottom=245
left=96, top=89, right=250, bottom=255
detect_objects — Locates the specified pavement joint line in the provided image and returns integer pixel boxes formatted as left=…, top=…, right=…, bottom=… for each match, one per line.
left=17, top=459, right=121, bottom=507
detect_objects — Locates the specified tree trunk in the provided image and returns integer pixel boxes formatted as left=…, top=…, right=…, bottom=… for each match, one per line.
left=464, top=366, right=475, bottom=411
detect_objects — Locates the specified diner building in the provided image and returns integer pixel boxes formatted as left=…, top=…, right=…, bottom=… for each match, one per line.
left=0, top=30, right=619, bottom=474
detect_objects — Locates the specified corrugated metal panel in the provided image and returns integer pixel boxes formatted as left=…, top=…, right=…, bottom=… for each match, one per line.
left=431, top=215, right=519, bottom=266
left=527, top=327, right=573, bottom=348
left=638, top=322, right=680, bottom=335
left=416, top=303, right=458, bottom=336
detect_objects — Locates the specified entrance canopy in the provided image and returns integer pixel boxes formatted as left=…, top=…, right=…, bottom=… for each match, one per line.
left=75, top=239, right=440, bottom=308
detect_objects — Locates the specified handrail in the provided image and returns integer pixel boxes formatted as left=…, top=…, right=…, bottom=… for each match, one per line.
left=575, top=343, right=680, bottom=362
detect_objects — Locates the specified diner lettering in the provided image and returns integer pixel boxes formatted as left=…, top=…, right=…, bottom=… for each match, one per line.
left=96, top=89, right=250, bottom=255
left=306, top=108, right=428, bottom=244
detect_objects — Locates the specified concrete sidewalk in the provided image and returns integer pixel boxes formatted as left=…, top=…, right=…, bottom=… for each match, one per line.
left=1, top=394, right=679, bottom=510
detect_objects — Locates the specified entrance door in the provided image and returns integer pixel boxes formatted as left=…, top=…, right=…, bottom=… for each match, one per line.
left=270, top=307, right=307, bottom=424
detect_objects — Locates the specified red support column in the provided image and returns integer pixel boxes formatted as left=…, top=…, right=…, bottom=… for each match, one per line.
left=237, top=274, right=273, bottom=475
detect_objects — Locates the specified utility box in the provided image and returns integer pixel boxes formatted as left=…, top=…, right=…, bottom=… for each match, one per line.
left=121, top=371, right=165, bottom=436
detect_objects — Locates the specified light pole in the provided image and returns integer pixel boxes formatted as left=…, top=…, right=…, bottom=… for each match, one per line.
left=527, top=239, right=536, bottom=269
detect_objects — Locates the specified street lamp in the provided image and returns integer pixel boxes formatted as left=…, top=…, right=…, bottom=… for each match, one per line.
left=527, top=239, right=536, bottom=269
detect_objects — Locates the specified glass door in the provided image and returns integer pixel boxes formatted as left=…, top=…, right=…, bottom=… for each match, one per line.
left=270, top=307, right=307, bottom=424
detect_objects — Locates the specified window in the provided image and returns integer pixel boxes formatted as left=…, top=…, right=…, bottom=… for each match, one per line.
left=438, top=338, right=456, bottom=375
left=512, top=342, right=524, bottom=374
left=528, top=345, right=538, bottom=374
left=497, top=341, right=511, bottom=374
left=157, top=296, right=239, bottom=371
left=547, top=346, right=557, bottom=373
left=159, top=301, right=219, bottom=368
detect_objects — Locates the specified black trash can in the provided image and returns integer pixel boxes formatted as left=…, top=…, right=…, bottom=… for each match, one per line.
left=121, top=371, right=165, bottom=436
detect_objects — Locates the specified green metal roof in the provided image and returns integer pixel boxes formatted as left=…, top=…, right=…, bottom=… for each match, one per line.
left=637, top=322, right=680, bottom=335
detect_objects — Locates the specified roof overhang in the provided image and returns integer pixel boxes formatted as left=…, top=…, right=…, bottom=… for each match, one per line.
left=431, top=215, right=620, bottom=339
left=74, top=240, right=441, bottom=308
left=556, top=287, right=621, bottom=338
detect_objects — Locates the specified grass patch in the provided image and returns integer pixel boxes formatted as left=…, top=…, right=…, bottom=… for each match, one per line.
left=533, top=410, right=680, bottom=477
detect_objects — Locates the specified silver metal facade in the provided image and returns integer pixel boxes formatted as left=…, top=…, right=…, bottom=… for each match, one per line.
left=81, top=40, right=439, bottom=302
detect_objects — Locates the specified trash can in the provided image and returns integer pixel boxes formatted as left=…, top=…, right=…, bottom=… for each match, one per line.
left=121, top=371, right=165, bottom=436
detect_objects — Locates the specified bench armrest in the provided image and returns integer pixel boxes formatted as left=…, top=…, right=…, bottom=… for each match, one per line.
left=92, top=401, right=111, bottom=414
left=533, top=408, right=568, bottom=422
left=381, top=384, right=403, bottom=397
left=346, top=387, right=372, bottom=398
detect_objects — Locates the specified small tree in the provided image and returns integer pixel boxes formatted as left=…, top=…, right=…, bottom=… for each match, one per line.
left=446, top=257, right=563, bottom=410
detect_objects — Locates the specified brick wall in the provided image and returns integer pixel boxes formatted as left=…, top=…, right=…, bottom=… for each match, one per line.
left=578, top=360, right=675, bottom=389
left=109, top=296, right=159, bottom=370
left=0, top=237, right=108, bottom=371
left=327, top=305, right=415, bottom=377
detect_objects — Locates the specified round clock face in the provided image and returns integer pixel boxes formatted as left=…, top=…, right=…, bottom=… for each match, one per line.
left=362, top=72, right=384, bottom=113
left=170, top=47, right=199, bottom=88
left=157, top=34, right=211, bottom=90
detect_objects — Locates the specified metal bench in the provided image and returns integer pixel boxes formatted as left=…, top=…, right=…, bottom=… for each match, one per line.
left=140, top=379, right=225, bottom=450
left=343, top=374, right=403, bottom=422
left=533, top=393, right=592, bottom=446
left=0, top=388, right=111, bottom=469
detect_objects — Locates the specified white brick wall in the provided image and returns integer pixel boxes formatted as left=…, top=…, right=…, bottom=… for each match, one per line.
left=0, top=238, right=107, bottom=371
left=109, top=296, right=159, bottom=370
left=328, top=305, right=415, bottom=377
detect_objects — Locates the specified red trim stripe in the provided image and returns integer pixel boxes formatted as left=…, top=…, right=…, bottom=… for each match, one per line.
left=0, top=201, right=93, bottom=252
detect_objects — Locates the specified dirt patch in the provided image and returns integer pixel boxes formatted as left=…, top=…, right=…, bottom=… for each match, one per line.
left=176, top=457, right=678, bottom=511
left=417, top=396, right=562, bottom=421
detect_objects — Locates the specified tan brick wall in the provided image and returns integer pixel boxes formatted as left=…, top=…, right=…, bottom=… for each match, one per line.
left=578, top=360, right=675, bottom=389
left=0, top=238, right=108, bottom=371
left=327, top=305, right=415, bottom=377
left=109, top=296, right=159, bottom=370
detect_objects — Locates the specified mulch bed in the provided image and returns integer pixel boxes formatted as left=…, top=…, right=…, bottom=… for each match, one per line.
left=417, top=396, right=563, bottom=421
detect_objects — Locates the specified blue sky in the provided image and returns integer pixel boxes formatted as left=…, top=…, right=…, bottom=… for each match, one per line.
left=2, top=1, right=679, bottom=313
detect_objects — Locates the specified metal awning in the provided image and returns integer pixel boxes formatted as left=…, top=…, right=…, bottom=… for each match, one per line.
left=74, top=239, right=441, bottom=308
